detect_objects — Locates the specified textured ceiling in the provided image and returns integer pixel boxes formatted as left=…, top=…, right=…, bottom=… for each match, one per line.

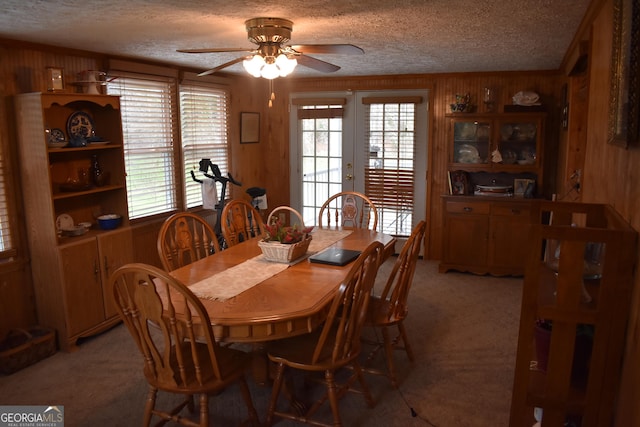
left=0, top=0, right=591, bottom=78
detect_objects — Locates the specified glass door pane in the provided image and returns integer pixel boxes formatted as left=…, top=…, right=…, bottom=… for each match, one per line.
left=452, top=120, right=491, bottom=165
left=300, top=115, right=347, bottom=226
left=498, top=121, right=538, bottom=166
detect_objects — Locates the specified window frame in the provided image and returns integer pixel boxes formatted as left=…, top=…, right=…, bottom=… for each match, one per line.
left=106, top=67, right=231, bottom=220
left=179, top=81, right=231, bottom=209
left=0, top=126, right=18, bottom=262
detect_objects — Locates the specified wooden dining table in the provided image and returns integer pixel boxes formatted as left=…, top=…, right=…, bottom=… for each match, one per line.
left=169, top=227, right=396, bottom=344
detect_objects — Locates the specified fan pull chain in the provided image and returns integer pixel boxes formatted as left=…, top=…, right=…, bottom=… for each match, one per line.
left=268, top=80, right=275, bottom=108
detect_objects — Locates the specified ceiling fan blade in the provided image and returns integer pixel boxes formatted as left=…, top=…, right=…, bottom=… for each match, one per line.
left=178, top=48, right=252, bottom=54
left=198, top=56, right=247, bottom=77
left=296, top=55, right=340, bottom=73
left=290, top=44, right=364, bottom=55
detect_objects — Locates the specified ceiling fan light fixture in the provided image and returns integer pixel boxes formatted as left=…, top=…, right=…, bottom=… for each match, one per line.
left=242, top=52, right=297, bottom=79
left=276, top=54, right=297, bottom=77
left=261, top=62, right=281, bottom=79
left=242, top=55, right=265, bottom=77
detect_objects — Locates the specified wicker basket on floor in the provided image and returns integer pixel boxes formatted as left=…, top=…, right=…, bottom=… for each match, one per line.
left=0, top=327, right=56, bottom=375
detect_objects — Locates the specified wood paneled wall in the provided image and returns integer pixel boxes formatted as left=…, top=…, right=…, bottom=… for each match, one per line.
left=572, top=0, right=640, bottom=423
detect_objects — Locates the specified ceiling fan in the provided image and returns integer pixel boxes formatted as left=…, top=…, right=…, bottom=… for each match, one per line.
left=177, top=17, right=364, bottom=78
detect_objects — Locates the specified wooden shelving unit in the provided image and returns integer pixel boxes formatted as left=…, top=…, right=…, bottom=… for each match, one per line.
left=441, top=112, right=547, bottom=276
left=14, top=93, right=132, bottom=351
left=509, top=201, right=637, bottom=426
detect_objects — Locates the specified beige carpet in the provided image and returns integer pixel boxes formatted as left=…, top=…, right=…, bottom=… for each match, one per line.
left=0, top=259, right=523, bottom=426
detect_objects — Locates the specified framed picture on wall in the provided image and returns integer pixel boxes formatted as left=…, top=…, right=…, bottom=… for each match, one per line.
left=608, top=0, right=640, bottom=147
left=240, top=112, right=260, bottom=144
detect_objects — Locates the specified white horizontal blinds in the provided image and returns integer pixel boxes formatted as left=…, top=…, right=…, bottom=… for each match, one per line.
left=295, top=98, right=346, bottom=226
left=0, top=147, right=15, bottom=258
left=179, top=83, right=230, bottom=208
left=107, top=74, right=178, bottom=219
left=363, top=96, right=421, bottom=237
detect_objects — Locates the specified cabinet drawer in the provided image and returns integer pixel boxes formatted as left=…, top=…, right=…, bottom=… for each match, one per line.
left=446, top=201, right=490, bottom=214
left=491, top=203, right=530, bottom=217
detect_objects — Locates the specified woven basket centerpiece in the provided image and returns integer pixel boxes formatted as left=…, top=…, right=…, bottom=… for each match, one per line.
left=259, top=206, right=312, bottom=263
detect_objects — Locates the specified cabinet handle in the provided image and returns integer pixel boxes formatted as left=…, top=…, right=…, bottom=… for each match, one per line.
left=104, top=256, right=109, bottom=278
left=511, top=209, right=521, bottom=214
left=94, top=260, right=99, bottom=281
left=463, top=207, right=472, bottom=212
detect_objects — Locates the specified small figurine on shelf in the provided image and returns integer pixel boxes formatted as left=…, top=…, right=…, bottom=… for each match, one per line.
left=450, top=93, right=473, bottom=113
left=90, top=154, right=107, bottom=187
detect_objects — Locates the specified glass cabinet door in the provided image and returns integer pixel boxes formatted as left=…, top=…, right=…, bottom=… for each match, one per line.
left=452, top=120, right=491, bottom=165
left=497, top=121, right=539, bottom=166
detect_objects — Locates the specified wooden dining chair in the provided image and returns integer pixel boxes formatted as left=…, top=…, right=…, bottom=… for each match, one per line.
left=265, top=240, right=384, bottom=427
left=156, top=212, right=221, bottom=271
left=318, top=191, right=378, bottom=230
left=109, top=263, right=260, bottom=427
left=362, top=220, right=426, bottom=388
left=220, top=199, right=266, bottom=247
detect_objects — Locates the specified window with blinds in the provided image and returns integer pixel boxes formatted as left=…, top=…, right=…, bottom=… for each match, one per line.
left=0, top=146, right=15, bottom=258
left=107, top=74, right=178, bottom=219
left=363, top=99, right=418, bottom=237
left=179, top=84, right=229, bottom=208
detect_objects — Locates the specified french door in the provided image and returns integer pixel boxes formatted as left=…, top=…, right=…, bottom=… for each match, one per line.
left=289, top=90, right=428, bottom=239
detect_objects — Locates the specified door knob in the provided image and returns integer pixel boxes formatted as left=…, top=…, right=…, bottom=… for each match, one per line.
left=346, top=174, right=353, bottom=181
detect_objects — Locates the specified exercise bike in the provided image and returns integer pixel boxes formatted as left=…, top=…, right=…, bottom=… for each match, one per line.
left=190, top=159, right=241, bottom=249
left=191, top=159, right=265, bottom=249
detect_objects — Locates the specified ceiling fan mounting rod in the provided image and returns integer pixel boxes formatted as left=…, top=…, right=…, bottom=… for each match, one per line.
left=257, top=44, right=283, bottom=62
left=245, top=17, right=293, bottom=44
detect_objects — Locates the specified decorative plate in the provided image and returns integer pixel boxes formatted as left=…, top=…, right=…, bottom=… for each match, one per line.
left=66, top=111, right=95, bottom=139
left=56, top=213, right=74, bottom=231
left=60, top=225, right=87, bottom=237
left=49, top=128, right=66, bottom=142
left=457, top=144, right=481, bottom=163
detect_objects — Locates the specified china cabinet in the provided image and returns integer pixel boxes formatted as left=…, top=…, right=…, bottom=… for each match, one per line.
left=14, top=93, right=131, bottom=351
left=439, top=196, right=531, bottom=275
left=509, top=201, right=637, bottom=427
left=447, top=112, right=545, bottom=194
left=441, top=111, right=546, bottom=276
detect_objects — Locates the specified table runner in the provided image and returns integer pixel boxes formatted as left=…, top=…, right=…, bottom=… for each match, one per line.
left=190, top=229, right=352, bottom=301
